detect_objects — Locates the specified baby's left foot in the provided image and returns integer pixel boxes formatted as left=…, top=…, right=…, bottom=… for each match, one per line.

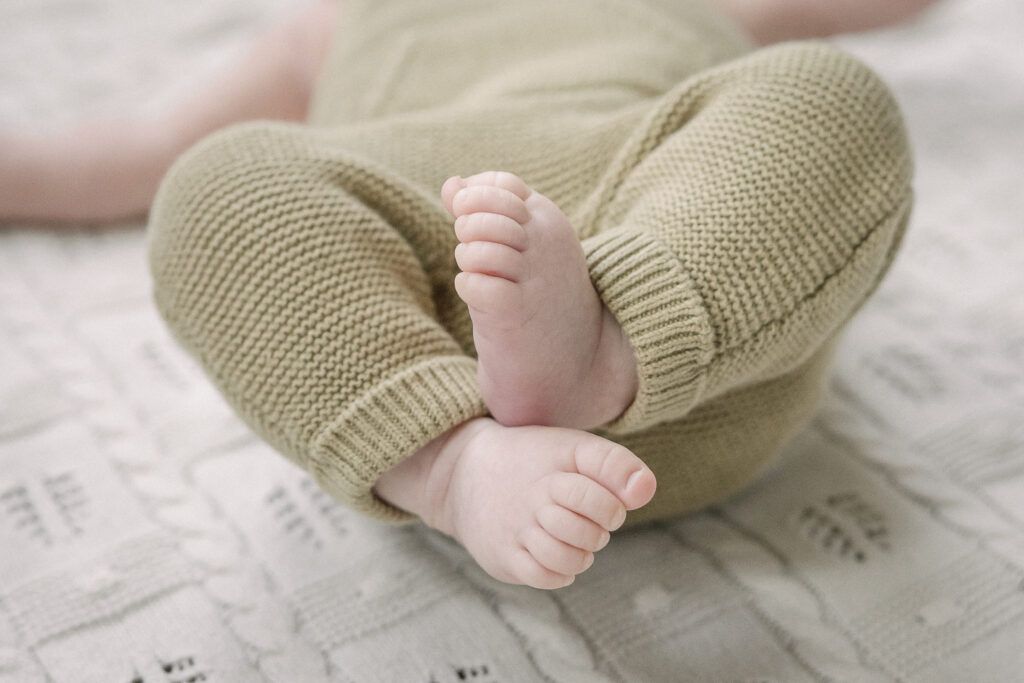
left=442, top=172, right=637, bottom=430
left=381, top=417, right=658, bottom=589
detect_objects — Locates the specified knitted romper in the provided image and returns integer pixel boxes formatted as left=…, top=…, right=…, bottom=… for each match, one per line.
left=148, top=0, right=913, bottom=527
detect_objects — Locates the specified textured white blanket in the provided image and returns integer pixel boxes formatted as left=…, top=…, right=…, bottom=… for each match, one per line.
left=1, top=0, right=1023, bottom=681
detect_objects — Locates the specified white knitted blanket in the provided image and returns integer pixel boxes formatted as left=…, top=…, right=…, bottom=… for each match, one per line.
left=1, top=0, right=1022, bottom=681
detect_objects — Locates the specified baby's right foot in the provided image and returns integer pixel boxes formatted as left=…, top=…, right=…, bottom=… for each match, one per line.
left=442, top=172, right=638, bottom=430
left=409, top=418, right=656, bottom=589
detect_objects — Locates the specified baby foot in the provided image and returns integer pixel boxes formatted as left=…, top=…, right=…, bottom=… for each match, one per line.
left=423, top=418, right=657, bottom=589
left=442, top=172, right=638, bottom=430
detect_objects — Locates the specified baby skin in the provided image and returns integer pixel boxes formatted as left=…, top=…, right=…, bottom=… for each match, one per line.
left=374, top=172, right=656, bottom=590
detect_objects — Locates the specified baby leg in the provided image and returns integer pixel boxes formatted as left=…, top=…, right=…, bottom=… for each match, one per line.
left=588, top=42, right=913, bottom=521
left=444, top=44, right=912, bottom=432
left=441, top=43, right=912, bottom=523
left=150, top=120, right=482, bottom=522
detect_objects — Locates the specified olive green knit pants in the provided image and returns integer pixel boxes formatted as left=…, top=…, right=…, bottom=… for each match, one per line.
left=149, top=34, right=911, bottom=526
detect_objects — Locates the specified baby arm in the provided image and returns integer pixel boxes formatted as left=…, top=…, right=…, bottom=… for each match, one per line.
left=0, top=1, right=337, bottom=225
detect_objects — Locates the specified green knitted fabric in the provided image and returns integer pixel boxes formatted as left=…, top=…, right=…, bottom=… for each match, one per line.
left=148, top=0, right=912, bottom=526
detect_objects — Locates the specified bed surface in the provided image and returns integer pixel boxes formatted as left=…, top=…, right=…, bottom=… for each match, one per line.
left=1, top=0, right=1023, bottom=680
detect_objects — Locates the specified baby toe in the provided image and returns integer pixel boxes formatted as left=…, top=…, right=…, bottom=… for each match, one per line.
left=454, top=213, right=528, bottom=251
left=452, top=185, right=529, bottom=224
left=454, top=241, right=525, bottom=282
left=460, top=170, right=532, bottom=200
left=520, top=526, right=594, bottom=577
left=441, top=175, right=467, bottom=215
left=511, top=547, right=575, bottom=590
left=572, top=441, right=657, bottom=511
left=548, top=471, right=627, bottom=531
left=536, top=504, right=610, bottom=552
left=453, top=271, right=522, bottom=319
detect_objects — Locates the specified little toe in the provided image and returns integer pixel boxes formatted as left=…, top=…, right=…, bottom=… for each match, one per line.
left=454, top=241, right=525, bottom=281
left=452, top=185, right=530, bottom=223
left=521, top=526, right=594, bottom=577
left=460, top=171, right=532, bottom=200
left=548, top=472, right=627, bottom=531
left=454, top=271, right=521, bottom=317
left=537, top=504, right=610, bottom=552
left=511, top=547, right=575, bottom=590
left=441, top=175, right=466, bottom=215
left=573, top=442, right=657, bottom=511
left=454, top=213, right=528, bottom=251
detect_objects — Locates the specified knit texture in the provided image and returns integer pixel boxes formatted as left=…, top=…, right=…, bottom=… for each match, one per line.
left=148, top=0, right=912, bottom=524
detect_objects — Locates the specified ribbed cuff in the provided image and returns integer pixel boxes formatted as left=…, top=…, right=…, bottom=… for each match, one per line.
left=309, top=356, right=488, bottom=522
left=583, top=229, right=713, bottom=433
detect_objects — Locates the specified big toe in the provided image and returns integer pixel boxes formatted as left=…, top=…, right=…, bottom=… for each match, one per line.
left=441, top=175, right=466, bottom=215
left=621, top=465, right=657, bottom=511
left=574, top=440, right=657, bottom=511
left=460, top=171, right=531, bottom=200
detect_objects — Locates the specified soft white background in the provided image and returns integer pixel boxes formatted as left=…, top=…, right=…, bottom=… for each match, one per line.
left=1, top=0, right=1022, bottom=681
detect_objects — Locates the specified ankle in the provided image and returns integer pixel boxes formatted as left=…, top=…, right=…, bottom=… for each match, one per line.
left=419, top=418, right=493, bottom=538
left=590, top=306, right=639, bottom=427
left=372, top=429, right=448, bottom=521
left=481, top=307, right=637, bottom=431
left=372, top=417, right=491, bottom=534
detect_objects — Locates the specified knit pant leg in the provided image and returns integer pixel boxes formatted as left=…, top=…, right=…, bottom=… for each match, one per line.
left=148, top=122, right=486, bottom=522
left=581, top=42, right=913, bottom=434
left=575, top=43, right=913, bottom=522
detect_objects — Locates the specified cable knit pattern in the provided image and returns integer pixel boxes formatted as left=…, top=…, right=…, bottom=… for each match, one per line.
left=149, top=0, right=911, bottom=522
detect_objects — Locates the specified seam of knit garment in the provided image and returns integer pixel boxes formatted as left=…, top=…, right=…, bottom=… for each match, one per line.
left=587, top=190, right=909, bottom=435
left=309, top=356, right=487, bottom=522
left=710, top=191, right=913, bottom=363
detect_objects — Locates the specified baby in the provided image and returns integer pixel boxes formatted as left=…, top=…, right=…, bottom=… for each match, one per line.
left=1, top=0, right=935, bottom=589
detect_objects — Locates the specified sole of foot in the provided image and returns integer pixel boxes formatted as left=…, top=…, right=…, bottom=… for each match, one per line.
left=442, top=171, right=638, bottom=430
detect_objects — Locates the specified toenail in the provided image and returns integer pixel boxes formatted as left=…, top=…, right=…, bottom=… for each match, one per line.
left=626, top=469, right=645, bottom=491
